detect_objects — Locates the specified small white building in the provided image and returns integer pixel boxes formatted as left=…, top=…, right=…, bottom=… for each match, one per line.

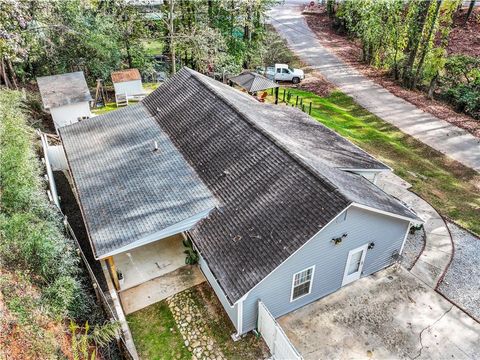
left=111, top=68, right=146, bottom=101
left=37, top=71, right=92, bottom=133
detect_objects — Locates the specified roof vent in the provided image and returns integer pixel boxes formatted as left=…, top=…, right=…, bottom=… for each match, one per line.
left=153, top=141, right=159, bottom=152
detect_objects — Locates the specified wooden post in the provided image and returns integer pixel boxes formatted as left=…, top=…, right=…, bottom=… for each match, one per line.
left=282, top=89, right=286, bottom=102
left=309, top=102, right=312, bottom=115
left=105, top=256, right=120, bottom=291
left=295, top=95, right=299, bottom=107
left=300, top=97, right=303, bottom=106
left=274, top=87, right=279, bottom=105
left=302, top=104, right=305, bottom=112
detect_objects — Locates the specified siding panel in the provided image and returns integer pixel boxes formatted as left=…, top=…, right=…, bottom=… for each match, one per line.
left=241, top=207, right=409, bottom=333
left=198, top=254, right=238, bottom=328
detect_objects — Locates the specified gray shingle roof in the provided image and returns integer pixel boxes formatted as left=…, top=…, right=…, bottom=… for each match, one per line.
left=229, top=71, right=279, bottom=93
left=37, top=71, right=92, bottom=109
left=59, top=104, right=218, bottom=259
left=143, top=67, right=419, bottom=304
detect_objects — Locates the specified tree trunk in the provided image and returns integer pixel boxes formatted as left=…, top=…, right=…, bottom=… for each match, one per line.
left=413, top=0, right=442, bottom=88
left=402, top=0, right=432, bottom=88
left=125, top=39, right=133, bottom=68
left=0, top=58, right=12, bottom=89
left=465, top=0, right=475, bottom=24
left=169, top=0, right=176, bottom=74
left=428, top=72, right=439, bottom=99
left=208, top=0, right=213, bottom=26
left=6, top=59, right=18, bottom=89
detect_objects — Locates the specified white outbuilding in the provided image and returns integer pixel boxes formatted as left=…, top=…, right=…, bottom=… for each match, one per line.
left=111, top=68, right=146, bottom=104
left=37, top=71, right=92, bottom=133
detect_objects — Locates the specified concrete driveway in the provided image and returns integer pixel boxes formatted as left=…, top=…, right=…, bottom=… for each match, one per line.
left=279, top=267, right=480, bottom=359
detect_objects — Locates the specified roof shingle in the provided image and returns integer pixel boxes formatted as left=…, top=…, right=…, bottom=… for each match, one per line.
left=59, top=104, right=218, bottom=258
left=143, top=68, right=418, bottom=303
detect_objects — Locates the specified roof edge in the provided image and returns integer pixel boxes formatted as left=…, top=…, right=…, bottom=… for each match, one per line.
left=96, top=206, right=217, bottom=259
left=351, top=202, right=423, bottom=223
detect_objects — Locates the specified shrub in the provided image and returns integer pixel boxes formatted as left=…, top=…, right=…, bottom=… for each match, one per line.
left=0, top=90, right=90, bottom=320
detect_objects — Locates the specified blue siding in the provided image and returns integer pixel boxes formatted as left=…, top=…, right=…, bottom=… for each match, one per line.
left=240, top=206, right=409, bottom=333
left=198, top=254, right=238, bottom=328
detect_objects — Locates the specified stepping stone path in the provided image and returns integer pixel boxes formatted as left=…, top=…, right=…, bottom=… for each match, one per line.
left=166, top=289, right=226, bottom=360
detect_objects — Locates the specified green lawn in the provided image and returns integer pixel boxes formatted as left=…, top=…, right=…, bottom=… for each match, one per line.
left=127, top=301, right=191, bottom=360
left=143, top=39, right=163, bottom=56
left=91, top=102, right=118, bottom=115
left=269, top=88, right=480, bottom=235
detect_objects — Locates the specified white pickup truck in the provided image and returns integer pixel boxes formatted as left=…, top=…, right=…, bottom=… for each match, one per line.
left=263, top=63, right=305, bottom=84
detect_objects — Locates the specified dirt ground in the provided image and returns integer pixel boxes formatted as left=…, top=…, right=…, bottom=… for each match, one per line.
left=279, top=266, right=480, bottom=360
left=303, top=8, right=480, bottom=138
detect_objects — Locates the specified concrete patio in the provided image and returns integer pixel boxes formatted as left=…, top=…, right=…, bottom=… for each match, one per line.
left=119, top=265, right=205, bottom=314
left=114, top=234, right=206, bottom=314
left=113, top=234, right=190, bottom=291
left=279, top=267, right=480, bottom=359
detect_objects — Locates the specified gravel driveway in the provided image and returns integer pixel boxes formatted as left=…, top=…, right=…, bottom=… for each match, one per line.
left=437, top=222, right=480, bottom=321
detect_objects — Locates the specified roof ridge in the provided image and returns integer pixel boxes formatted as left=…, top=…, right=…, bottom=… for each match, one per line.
left=185, top=68, right=344, bottom=196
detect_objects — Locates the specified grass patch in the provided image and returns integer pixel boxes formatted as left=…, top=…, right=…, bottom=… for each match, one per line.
left=91, top=102, right=119, bottom=115
left=269, top=88, right=480, bottom=234
left=127, top=301, right=191, bottom=360
left=143, top=39, right=164, bottom=56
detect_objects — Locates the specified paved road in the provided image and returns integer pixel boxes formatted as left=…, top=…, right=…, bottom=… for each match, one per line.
left=269, top=4, right=480, bottom=172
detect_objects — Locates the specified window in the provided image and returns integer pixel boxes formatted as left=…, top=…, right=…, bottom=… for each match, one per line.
left=282, top=68, right=290, bottom=74
left=291, top=266, right=314, bottom=301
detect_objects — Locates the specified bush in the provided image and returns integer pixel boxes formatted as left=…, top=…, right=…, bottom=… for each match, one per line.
left=440, top=55, right=480, bottom=119
left=0, top=90, right=91, bottom=320
left=445, top=83, right=480, bottom=119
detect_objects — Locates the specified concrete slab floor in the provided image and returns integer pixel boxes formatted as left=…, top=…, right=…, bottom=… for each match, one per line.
left=278, top=267, right=480, bottom=360
left=119, top=266, right=205, bottom=315
left=114, top=234, right=187, bottom=291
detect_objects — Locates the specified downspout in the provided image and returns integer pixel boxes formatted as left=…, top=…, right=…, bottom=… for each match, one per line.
left=399, top=221, right=411, bottom=256
left=232, top=293, right=248, bottom=340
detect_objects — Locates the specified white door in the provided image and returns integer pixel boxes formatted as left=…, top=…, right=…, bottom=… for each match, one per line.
left=342, top=244, right=368, bottom=286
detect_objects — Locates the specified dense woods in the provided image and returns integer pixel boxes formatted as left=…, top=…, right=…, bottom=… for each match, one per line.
left=0, top=0, right=282, bottom=87
left=332, top=0, right=479, bottom=119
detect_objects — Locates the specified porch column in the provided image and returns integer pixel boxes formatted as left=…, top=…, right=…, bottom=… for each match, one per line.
left=106, top=256, right=121, bottom=291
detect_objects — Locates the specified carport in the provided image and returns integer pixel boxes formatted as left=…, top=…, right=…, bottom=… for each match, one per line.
left=279, top=267, right=480, bottom=359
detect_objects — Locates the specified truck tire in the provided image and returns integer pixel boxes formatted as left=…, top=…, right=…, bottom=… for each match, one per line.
left=292, top=77, right=300, bottom=84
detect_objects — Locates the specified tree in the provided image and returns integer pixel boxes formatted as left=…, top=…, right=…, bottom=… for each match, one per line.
left=464, top=0, right=476, bottom=24
left=402, top=0, right=432, bottom=88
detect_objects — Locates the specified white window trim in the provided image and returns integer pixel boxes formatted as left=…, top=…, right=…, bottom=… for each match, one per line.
left=290, top=265, right=315, bottom=302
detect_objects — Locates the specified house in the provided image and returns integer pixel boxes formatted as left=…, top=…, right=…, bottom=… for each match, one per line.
left=58, top=67, right=421, bottom=339
left=37, top=71, right=92, bottom=133
left=111, top=68, right=146, bottom=104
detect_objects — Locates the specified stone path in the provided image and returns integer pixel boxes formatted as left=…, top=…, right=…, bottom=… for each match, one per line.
left=166, top=289, right=226, bottom=360
left=269, top=3, right=480, bottom=172
left=377, top=172, right=453, bottom=289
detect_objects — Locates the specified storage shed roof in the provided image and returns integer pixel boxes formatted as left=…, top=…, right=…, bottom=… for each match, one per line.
left=37, top=71, right=92, bottom=109
left=111, top=68, right=142, bottom=83
left=229, top=71, right=279, bottom=93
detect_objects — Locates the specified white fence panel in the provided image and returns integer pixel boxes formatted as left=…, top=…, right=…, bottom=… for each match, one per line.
left=258, top=301, right=302, bottom=360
